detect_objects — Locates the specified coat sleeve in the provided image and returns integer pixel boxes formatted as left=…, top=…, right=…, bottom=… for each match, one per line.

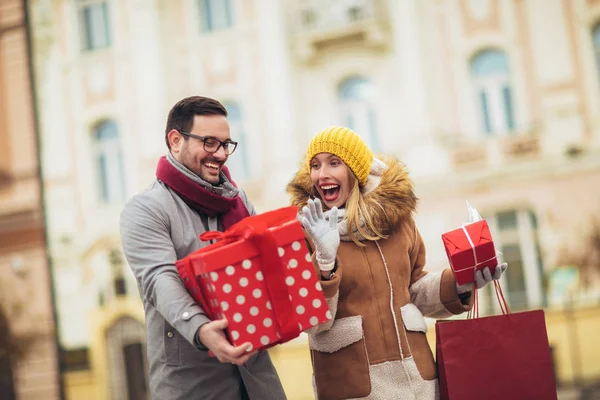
left=408, top=219, right=473, bottom=318
left=120, top=195, right=211, bottom=348
left=303, top=233, right=340, bottom=333
left=238, top=189, right=257, bottom=216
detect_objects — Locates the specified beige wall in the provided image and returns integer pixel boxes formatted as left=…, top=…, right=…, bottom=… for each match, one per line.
left=27, top=0, right=600, bottom=398
left=0, top=0, right=60, bottom=398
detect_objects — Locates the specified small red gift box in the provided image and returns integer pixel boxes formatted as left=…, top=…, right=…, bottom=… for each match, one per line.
left=441, top=220, right=498, bottom=286
left=176, top=206, right=331, bottom=352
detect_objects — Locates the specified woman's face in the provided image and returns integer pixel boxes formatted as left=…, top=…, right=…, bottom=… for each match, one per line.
left=309, top=153, right=352, bottom=209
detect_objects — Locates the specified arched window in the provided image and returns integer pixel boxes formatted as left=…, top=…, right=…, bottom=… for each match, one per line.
left=78, top=0, right=111, bottom=51
left=592, top=24, right=600, bottom=86
left=93, top=120, right=125, bottom=203
left=223, top=102, right=249, bottom=181
left=199, top=0, right=234, bottom=32
left=107, top=317, right=148, bottom=399
left=470, top=49, right=515, bottom=135
left=481, top=209, right=545, bottom=314
left=337, top=76, right=379, bottom=152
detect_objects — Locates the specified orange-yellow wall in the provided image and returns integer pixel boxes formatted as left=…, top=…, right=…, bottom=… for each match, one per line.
left=63, top=305, right=600, bottom=399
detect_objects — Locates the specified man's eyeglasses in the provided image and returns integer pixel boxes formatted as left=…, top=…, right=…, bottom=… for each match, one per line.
left=178, top=130, right=238, bottom=155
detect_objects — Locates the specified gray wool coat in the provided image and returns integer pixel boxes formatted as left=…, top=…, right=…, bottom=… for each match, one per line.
left=120, top=179, right=286, bottom=400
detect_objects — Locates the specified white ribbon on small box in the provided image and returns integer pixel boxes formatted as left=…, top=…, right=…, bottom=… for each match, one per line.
left=461, top=201, right=501, bottom=277
left=460, top=224, right=498, bottom=276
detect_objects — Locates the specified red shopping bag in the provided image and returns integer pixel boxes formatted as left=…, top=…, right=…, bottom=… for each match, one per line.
left=435, top=282, right=557, bottom=400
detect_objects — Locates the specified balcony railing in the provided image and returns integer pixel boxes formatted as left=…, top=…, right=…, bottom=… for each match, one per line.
left=294, top=0, right=379, bottom=34
left=445, top=129, right=543, bottom=171
left=292, top=0, right=388, bottom=60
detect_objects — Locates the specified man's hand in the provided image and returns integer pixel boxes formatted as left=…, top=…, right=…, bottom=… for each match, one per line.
left=198, top=319, right=255, bottom=365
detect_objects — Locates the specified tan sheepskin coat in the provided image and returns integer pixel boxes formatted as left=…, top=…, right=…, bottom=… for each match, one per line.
left=287, top=157, right=473, bottom=400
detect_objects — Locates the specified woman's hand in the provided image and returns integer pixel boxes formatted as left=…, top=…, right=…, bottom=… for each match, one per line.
left=456, top=263, right=508, bottom=294
left=299, top=198, right=340, bottom=273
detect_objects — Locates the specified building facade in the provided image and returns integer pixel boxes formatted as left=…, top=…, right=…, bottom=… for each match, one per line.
left=0, top=0, right=61, bottom=398
left=27, top=0, right=600, bottom=398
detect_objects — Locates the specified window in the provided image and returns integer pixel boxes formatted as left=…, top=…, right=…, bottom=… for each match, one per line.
left=60, top=348, right=90, bottom=372
left=78, top=1, right=111, bottom=51
left=223, top=102, right=249, bottom=180
left=93, top=120, right=126, bottom=204
left=199, top=0, right=234, bottom=32
left=482, top=209, right=545, bottom=313
left=109, top=249, right=127, bottom=296
left=107, top=318, right=148, bottom=399
left=470, top=49, right=515, bottom=135
left=0, top=340, right=17, bottom=400
left=337, top=76, right=379, bottom=152
left=124, top=343, right=148, bottom=400
left=592, top=24, right=600, bottom=87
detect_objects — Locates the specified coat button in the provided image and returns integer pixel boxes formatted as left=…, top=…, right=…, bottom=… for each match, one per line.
left=182, top=312, right=190, bottom=319
left=167, top=331, right=174, bottom=338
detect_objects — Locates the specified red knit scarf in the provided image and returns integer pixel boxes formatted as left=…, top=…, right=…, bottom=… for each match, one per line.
left=155, top=156, right=250, bottom=230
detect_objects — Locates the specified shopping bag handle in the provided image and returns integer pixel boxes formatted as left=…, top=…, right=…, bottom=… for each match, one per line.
left=468, top=281, right=510, bottom=319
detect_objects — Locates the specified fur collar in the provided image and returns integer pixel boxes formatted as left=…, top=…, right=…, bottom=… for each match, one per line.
left=286, top=156, right=418, bottom=236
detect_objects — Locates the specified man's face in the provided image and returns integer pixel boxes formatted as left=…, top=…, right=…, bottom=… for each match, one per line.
left=170, top=114, right=231, bottom=185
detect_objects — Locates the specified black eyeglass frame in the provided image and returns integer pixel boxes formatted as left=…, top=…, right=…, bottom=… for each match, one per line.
left=178, top=130, right=238, bottom=155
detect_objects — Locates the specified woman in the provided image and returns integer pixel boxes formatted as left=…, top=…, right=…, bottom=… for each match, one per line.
left=287, top=126, right=507, bottom=400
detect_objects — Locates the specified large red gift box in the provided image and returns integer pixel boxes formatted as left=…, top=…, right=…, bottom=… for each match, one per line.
left=441, top=220, right=498, bottom=286
left=176, top=206, right=331, bottom=352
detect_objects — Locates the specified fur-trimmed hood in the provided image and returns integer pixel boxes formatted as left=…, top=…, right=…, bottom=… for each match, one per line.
left=286, top=156, right=418, bottom=235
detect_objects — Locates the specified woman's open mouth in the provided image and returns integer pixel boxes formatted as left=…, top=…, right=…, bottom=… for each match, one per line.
left=320, top=184, right=340, bottom=202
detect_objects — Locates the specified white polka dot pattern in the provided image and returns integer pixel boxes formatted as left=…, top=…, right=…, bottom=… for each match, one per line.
left=194, top=230, right=331, bottom=353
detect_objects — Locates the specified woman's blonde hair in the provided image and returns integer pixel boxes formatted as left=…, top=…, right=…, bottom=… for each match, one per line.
left=340, top=166, right=388, bottom=246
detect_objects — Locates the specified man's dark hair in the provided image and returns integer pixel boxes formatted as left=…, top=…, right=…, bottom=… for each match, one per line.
left=165, top=96, right=228, bottom=150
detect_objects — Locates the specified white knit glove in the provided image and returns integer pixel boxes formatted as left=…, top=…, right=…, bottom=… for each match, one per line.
left=298, top=198, right=340, bottom=271
left=456, top=263, right=508, bottom=294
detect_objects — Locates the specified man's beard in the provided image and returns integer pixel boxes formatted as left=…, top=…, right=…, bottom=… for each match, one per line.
left=186, top=158, right=222, bottom=184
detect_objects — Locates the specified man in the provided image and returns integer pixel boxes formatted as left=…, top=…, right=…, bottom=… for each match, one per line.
left=120, top=96, right=287, bottom=399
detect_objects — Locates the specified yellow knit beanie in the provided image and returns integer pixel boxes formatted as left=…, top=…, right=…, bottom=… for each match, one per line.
left=306, top=126, right=373, bottom=186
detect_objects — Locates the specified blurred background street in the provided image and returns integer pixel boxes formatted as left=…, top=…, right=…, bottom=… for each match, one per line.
left=1, top=0, right=600, bottom=398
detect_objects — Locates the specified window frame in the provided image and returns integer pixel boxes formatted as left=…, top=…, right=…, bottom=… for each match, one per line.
left=470, top=49, right=516, bottom=136
left=592, top=23, right=600, bottom=90
left=337, top=76, right=380, bottom=152
left=199, top=0, right=234, bottom=32
left=222, top=102, right=249, bottom=181
left=481, top=208, right=545, bottom=314
left=78, top=0, right=112, bottom=51
left=92, top=120, right=126, bottom=204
